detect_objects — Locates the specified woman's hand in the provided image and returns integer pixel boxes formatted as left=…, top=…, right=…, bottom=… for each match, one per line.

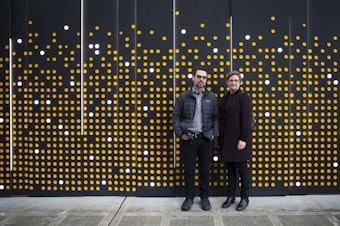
left=237, top=140, right=246, bottom=150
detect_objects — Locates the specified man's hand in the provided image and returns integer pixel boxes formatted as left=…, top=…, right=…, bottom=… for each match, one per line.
left=181, top=134, right=190, bottom=140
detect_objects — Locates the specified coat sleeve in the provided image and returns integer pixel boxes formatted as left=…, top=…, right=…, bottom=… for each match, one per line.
left=239, top=92, right=252, bottom=141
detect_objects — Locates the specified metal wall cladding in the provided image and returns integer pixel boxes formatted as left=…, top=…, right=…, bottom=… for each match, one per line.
left=0, top=0, right=339, bottom=196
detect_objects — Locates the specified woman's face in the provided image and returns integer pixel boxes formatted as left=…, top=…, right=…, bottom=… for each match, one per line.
left=227, top=74, right=241, bottom=92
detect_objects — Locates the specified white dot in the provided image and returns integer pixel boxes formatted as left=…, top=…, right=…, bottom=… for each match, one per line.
left=277, top=47, right=283, bottom=53
left=40, top=50, right=45, bottom=55
left=125, top=61, right=130, bottom=67
left=59, top=180, right=64, bottom=185
left=17, top=39, right=22, bottom=44
left=107, top=100, right=112, bottom=105
left=265, top=80, right=270, bottom=85
left=0, top=185, right=4, bottom=190
left=95, top=50, right=100, bottom=55
left=334, top=162, right=338, bottom=167
left=0, top=118, right=4, bottom=123
left=17, top=81, right=22, bottom=86
left=125, top=168, right=131, bottom=173
left=213, top=156, right=219, bottom=161
left=149, top=68, right=155, bottom=73
left=327, top=73, right=332, bottom=79
left=46, top=100, right=51, bottom=105
left=334, top=80, right=338, bottom=85
left=143, top=106, right=148, bottom=111
left=95, top=44, right=100, bottom=49
left=295, top=181, right=301, bottom=187
left=188, top=73, right=193, bottom=79
left=58, top=125, right=63, bottom=129
left=213, top=48, right=218, bottom=53
left=143, top=150, right=149, bottom=155
left=64, top=131, right=69, bottom=136
left=46, top=118, right=51, bottom=123
left=70, top=81, right=75, bottom=86
left=34, top=100, right=39, bottom=105
left=181, top=29, right=186, bottom=34
left=64, top=25, right=69, bottom=30
left=296, top=131, right=301, bottom=136
left=240, top=73, right=245, bottom=79
left=265, top=112, right=270, bottom=117
left=245, top=35, right=251, bottom=40
left=150, top=182, right=155, bottom=187
left=101, top=180, right=107, bottom=185
left=89, top=112, right=94, bottom=117
left=89, top=155, right=94, bottom=161
left=89, top=44, right=94, bottom=49
left=34, top=149, right=39, bottom=154
left=107, top=137, right=112, bottom=142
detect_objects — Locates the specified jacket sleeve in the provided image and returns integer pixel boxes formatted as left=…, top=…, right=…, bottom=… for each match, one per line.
left=212, top=94, right=219, bottom=138
left=172, top=93, right=184, bottom=137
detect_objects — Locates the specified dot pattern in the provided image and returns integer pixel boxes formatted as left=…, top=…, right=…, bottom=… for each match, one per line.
left=0, top=0, right=339, bottom=196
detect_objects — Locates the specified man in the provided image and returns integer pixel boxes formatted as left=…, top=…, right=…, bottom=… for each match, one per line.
left=172, top=67, right=219, bottom=211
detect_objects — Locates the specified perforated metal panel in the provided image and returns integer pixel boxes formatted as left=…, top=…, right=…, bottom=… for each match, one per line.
left=0, top=0, right=338, bottom=196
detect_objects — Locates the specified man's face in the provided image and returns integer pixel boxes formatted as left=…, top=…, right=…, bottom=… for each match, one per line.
left=192, top=69, right=208, bottom=89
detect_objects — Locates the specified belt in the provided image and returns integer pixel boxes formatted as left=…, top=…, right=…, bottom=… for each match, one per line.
left=188, top=132, right=203, bottom=139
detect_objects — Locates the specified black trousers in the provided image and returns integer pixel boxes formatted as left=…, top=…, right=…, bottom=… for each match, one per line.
left=225, top=161, right=251, bottom=199
left=180, top=138, right=213, bottom=199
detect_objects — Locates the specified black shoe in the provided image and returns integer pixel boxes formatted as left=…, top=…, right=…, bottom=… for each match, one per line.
left=222, top=197, right=235, bottom=208
left=201, top=198, right=211, bottom=210
left=236, top=199, right=249, bottom=211
left=181, top=199, right=193, bottom=211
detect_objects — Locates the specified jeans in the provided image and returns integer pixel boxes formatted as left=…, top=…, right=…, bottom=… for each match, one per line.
left=180, top=138, right=213, bottom=199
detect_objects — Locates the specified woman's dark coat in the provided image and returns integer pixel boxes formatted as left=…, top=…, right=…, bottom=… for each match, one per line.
left=218, top=89, right=253, bottom=162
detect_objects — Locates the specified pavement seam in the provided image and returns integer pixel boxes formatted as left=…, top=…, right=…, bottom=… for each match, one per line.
left=106, top=197, right=128, bottom=226
left=268, top=215, right=283, bottom=226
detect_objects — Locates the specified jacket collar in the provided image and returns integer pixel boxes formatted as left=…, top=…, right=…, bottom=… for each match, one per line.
left=190, top=86, right=205, bottom=95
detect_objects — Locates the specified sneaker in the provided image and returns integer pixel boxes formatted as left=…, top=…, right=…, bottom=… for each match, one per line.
left=201, top=198, right=211, bottom=210
left=181, top=199, right=193, bottom=211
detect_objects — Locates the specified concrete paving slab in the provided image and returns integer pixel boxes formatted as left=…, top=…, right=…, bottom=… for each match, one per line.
left=277, top=214, right=334, bottom=226
left=118, top=216, right=163, bottom=226
left=0, top=195, right=339, bottom=226
left=221, top=215, right=273, bottom=226
left=170, top=215, right=215, bottom=226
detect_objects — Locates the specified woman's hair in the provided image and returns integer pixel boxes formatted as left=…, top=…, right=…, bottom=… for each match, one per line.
left=227, top=70, right=242, bottom=83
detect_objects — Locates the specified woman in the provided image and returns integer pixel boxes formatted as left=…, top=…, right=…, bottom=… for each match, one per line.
left=218, top=70, right=253, bottom=211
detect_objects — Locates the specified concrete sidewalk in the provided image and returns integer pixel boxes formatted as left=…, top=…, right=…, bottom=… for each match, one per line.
left=0, top=195, right=339, bottom=225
